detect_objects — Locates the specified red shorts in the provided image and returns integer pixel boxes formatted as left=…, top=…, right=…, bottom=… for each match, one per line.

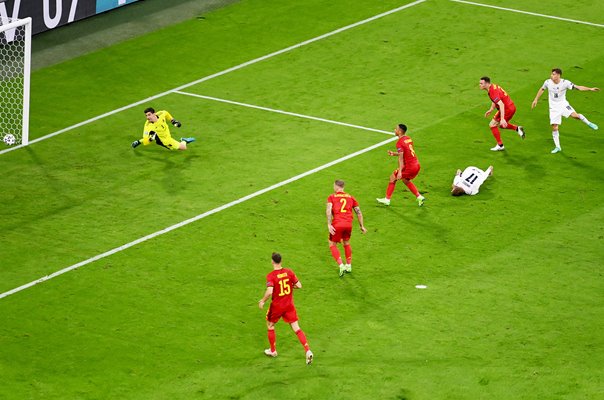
left=266, top=303, right=298, bottom=324
left=393, top=164, right=420, bottom=180
left=493, top=106, right=516, bottom=123
left=330, top=225, right=352, bottom=242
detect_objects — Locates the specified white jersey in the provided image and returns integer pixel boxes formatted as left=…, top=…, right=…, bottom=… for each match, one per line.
left=452, top=166, right=490, bottom=195
left=542, top=78, right=575, bottom=106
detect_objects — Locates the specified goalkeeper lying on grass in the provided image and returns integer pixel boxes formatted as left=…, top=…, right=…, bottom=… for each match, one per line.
left=132, top=107, right=195, bottom=151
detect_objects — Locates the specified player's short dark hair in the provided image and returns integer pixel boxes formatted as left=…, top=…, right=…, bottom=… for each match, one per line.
left=480, top=76, right=491, bottom=83
left=271, top=252, right=282, bottom=264
left=451, top=186, right=465, bottom=196
left=397, top=124, right=407, bottom=133
left=552, top=68, right=562, bottom=75
left=144, top=107, right=156, bottom=114
left=334, top=179, right=345, bottom=188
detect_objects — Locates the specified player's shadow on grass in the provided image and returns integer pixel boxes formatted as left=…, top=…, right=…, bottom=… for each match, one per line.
left=134, top=149, right=201, bottom=194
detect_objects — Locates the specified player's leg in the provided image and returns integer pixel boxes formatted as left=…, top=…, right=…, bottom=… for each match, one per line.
left=377, top=171, right=397, bottom=205
left=265, top=320, right=278, bottom=357
left=328, top=238, right=345, bottom=276
left=178, top=137, right=196, bottom=150
left=570, top=111, right=598, bottom=130
left=342, top=238, right=352, bottom=272
left=402, top=178, right=425, bottom=206
left=551, top=123, right=562, bottom=153
left=489, top=117, right=504, bottom=151
left=289, top=320, right=313, bottom=365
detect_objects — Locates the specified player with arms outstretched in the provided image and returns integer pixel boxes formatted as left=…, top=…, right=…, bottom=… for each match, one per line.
left=479, top=77, right=525, bottom=151
left=451, top=165, right=493, bottom=196
left=258, top=252, right=313, bottom=365
left=377, top=124, right=425, bottom=207
left=326, top=180, right=367, bottom=277
left=131, top=107, right=195, bottom=150
left=531, top=68, right=599, bottom=154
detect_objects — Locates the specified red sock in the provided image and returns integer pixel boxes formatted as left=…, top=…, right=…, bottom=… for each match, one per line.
left=344, top=244, right=352, bottom=264
left=404, top=180, right=420, bottom=197
left=490, top=126, right=503, bottom=145
left=329, top=245, right=343, bottom=265
left=268, top=329, right=276, bottom=352
left=505, top=123, right=518, bottom=131
left=385, top=181, right=396, bottom=199
left=295, top=329, right=310, bottom=352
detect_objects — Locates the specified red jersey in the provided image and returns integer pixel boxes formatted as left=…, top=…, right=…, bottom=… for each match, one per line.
left=266, top=268, right=298, bottom=309
left=327, top=192, right=358, bottom=228
left=396, top=135, right=419, bottom=167
left=487, top=84, right=515, bottom=110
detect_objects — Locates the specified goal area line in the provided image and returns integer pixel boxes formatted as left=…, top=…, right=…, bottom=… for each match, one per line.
left=0, top=0, right=426, bottom=156
left=0, top=135, right=397, bottom=300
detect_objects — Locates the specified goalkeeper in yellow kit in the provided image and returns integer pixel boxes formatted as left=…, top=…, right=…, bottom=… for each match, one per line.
left=131, top=107, right=195, bottom=150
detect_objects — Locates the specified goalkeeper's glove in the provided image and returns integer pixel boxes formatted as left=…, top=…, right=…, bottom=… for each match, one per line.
left=171, top=119, right=182, bottom=128
left=148, top=131, right=156, bottom=141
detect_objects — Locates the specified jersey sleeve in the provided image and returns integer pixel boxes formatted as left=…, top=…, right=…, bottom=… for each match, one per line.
left=159, top=110, right=174, bottom=121
left=266, top=273, right=274, bottom=288
left=541, top=80, right=549, bottom=90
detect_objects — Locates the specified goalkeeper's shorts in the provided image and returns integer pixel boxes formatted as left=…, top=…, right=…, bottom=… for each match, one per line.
left=154, top=135, right=181, bottom=151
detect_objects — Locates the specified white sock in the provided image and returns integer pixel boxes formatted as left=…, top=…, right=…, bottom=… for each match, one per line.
left=552, top=130, right=561, bottom=148
left=578, top=114, right=592, bottom=125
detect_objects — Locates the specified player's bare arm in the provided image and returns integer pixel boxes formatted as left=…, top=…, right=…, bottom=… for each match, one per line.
left=326, top=203, right=336, bottom=235
left=497, top=100, right=508, bottom=127
left=387, top=150, right=399, bottom=156
left=258, top=287, right=273, bottom=309
left=485, top=102, right=495, bottom=117
left=531, top=87, right=545, bottom=109
left=294, top=281, right=302, bottom=290
left=573, top=85, right=600, bottom=92
left=397, top=153, right=406, bottom=179
left=353, top=206, right=367, bottom=234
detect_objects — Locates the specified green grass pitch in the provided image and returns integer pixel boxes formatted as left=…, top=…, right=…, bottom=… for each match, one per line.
left=1, top=0, right=603, bottom=398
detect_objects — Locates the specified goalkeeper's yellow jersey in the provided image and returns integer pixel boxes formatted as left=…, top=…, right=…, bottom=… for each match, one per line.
left=143, top=110, right=174, bottom=141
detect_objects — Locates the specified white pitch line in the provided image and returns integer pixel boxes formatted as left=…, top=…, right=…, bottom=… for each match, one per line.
left=450, top=0, right=604, bottom=28
left=174, top=91, right=394, bottom=136
left=0, top=0, right=426, bottom=156
left=0, top=136, right=396, bottom=300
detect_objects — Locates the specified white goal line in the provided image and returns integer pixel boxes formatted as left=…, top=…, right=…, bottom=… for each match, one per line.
left=173, top=91, right=394, bottom=136
left=450, top=0, right=604, bottom=28
left=0, top=0, right=426, bottom=156
left=0, top=135, right=397, bottom=300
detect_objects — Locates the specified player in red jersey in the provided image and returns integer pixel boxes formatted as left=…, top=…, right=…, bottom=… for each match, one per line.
left=326, top=180, right=367, bottom=277
left=377, top=124, right=425, bottom=207
left=258, top=252, right=313, bottom=365
left=479, top=76, right=526, bottom=151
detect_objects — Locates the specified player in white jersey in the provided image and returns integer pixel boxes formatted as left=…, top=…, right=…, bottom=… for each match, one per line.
left=451, top=165, right=493, bottom=196
left=531, top=68, right=599, bottom=154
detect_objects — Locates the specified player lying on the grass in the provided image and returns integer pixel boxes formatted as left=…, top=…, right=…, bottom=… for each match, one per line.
left=258, top=252, right=313, bottom=365
left=326, top=179, right=367, bottom=277
left=377, top=124, right=425, bottom=207
left=131, top=107, right=195, bottom=150
left=479, top=76, right=525, bottom=152
left=531, top=68, right=599, bottom=154
left=451, top=165, right=493, bottom=196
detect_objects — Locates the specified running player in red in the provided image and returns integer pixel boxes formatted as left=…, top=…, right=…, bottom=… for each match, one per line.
left=326, top=180, right=367, bottom=277
left=479, top=76, right=526, bottom=151
left=258, top=252, right=313, bottom=365
left=377, top=124, right=425, bottom=207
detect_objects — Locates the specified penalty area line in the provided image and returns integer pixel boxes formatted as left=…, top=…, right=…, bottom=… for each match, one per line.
left=0, top=136, right=397, bottom=301
left=174, top=91, right=394, bottom=136
left=450, top=0, right=604, bottom=28
left=0, top=0, right=426, bottom=156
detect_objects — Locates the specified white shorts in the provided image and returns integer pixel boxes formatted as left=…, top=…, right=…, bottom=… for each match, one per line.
left=549, top=101, right=575, bottom=125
